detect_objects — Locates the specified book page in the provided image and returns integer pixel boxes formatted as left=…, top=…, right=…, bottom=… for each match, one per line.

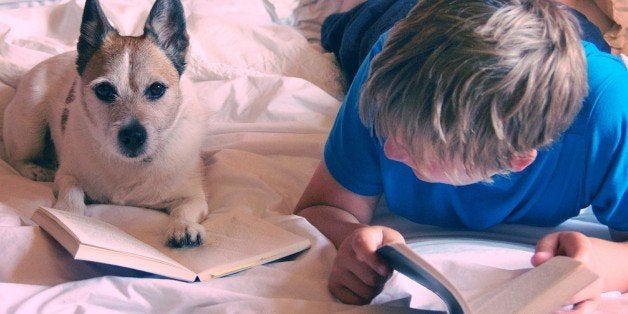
left=36, top=207, right=189, bottom=273
left=36, top=206, right=310, bottom=281
left=378, top=242, right=598, bottom=314
left=163, top=211, right=311, bottom=279
left=93, top=208, right=311, bottom=278
left=469, top=256, right=598, bottom=314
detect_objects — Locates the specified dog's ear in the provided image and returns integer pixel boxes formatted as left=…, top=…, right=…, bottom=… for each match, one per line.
left=143, top=0, right=189, bottom=75
left=76, top=0, right=116, bottom=75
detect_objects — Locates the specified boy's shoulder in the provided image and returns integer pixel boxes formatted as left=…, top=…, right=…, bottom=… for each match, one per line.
left=566, top=42, right=628, bottom=136
left=583, top=41, right=628, bottom=87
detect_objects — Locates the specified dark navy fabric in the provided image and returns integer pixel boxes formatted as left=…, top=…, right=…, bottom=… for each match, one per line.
left=321, top=0, right=418, bottom=82
left=321, top=0, right=611, bottom=83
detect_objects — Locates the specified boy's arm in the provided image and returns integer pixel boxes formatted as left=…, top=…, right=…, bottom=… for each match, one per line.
left=295, top=161, right=380, bottom=248
left=295, top=161, right=405, bottom=304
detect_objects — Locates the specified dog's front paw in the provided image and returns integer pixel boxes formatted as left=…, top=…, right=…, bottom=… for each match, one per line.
left=166, top=220, right=206, bottom=248
left=18, top=163, right=55, bottom=182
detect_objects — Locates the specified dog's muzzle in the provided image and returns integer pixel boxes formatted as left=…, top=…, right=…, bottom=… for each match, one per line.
left=118, top=119, right=147, bottom=158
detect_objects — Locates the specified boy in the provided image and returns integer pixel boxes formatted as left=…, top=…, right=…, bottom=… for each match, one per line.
left=295, top=0, right=628, bottom=310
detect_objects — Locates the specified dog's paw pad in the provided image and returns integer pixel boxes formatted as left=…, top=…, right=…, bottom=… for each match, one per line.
left=19, top=163, right=55, bottom=182
left=166, top=221, right=205, bottom=248
left=167, top=233, right=202, bottom=248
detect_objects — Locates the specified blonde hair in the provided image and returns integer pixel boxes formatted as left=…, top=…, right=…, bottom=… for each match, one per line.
left=360, top=0, right=587, bottom=180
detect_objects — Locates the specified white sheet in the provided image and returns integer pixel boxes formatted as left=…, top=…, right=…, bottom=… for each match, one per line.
left=0, top=1, right=626, bottom=313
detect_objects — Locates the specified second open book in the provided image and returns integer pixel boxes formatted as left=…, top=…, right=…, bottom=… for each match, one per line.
left=377, top=242, right=598, bottom=313
left=31, top=206, right=311, bottom=282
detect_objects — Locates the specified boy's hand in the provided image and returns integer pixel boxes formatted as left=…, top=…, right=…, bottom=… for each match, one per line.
left=328, top=225, right=404, bottom=304
left=532, top=231, right=603, bottom=313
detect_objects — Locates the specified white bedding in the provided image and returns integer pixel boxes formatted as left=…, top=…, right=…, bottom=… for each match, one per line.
left=0, top=1, right=626, bottom=312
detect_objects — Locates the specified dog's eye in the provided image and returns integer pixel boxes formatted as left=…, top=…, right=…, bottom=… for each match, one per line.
left=93, top=82, right=117, bottom=103
left=146, top=82, right=167, bottom=101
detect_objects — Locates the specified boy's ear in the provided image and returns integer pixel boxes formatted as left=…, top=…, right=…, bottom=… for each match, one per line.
left=509, top=150, right=537, bottom=172
left=383, top=138, right=413, bottom=164
left=76, top=0, right=116, bottom=75
left=143, top=0, right=189, bottom=75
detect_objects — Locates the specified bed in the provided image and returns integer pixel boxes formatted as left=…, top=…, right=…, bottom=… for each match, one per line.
left=0, top=0, right=626, bottom=312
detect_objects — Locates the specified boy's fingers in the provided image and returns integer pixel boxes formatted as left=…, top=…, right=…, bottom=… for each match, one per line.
left=351, top=229, right=391, bottom=276
left=532, top=232, right=591, bottom=266
left=555, top=297, right=598, bottom=314
left=532, top=232, right=561, bottom=266
left=329, top=226, right=406, bottom=305
left=535, top=232, right=561, bottom=253
left=337, top=271, right=371, bottom=300
left=567, top=282, right=602, bottom=309
left=381, top=227, right=405, bottom=245
left=530, top=251, right=553, bottom=266
left=329, top=260, right=385, bottom=305
left=330, top=282, right=373, bottom=305
left=328, top=278, right=365, bottom=305
left=341, top=250, right=388, bottom=287
left=557, top=232, right=591, bottom=259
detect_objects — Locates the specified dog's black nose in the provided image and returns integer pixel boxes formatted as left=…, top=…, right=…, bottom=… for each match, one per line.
left=118, top=120, right=147, bottom=158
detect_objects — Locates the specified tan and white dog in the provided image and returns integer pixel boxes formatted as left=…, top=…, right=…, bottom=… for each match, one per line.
left=2, top=0, right=209, bottom=247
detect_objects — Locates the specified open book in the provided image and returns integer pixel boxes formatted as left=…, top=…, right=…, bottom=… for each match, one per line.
left=377, top=242, right=598, bottom=314
left=31, top=206, right=311, bottom=282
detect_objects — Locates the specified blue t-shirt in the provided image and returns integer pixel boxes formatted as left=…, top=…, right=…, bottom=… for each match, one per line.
left=325, top=35, right=628, bottom=231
